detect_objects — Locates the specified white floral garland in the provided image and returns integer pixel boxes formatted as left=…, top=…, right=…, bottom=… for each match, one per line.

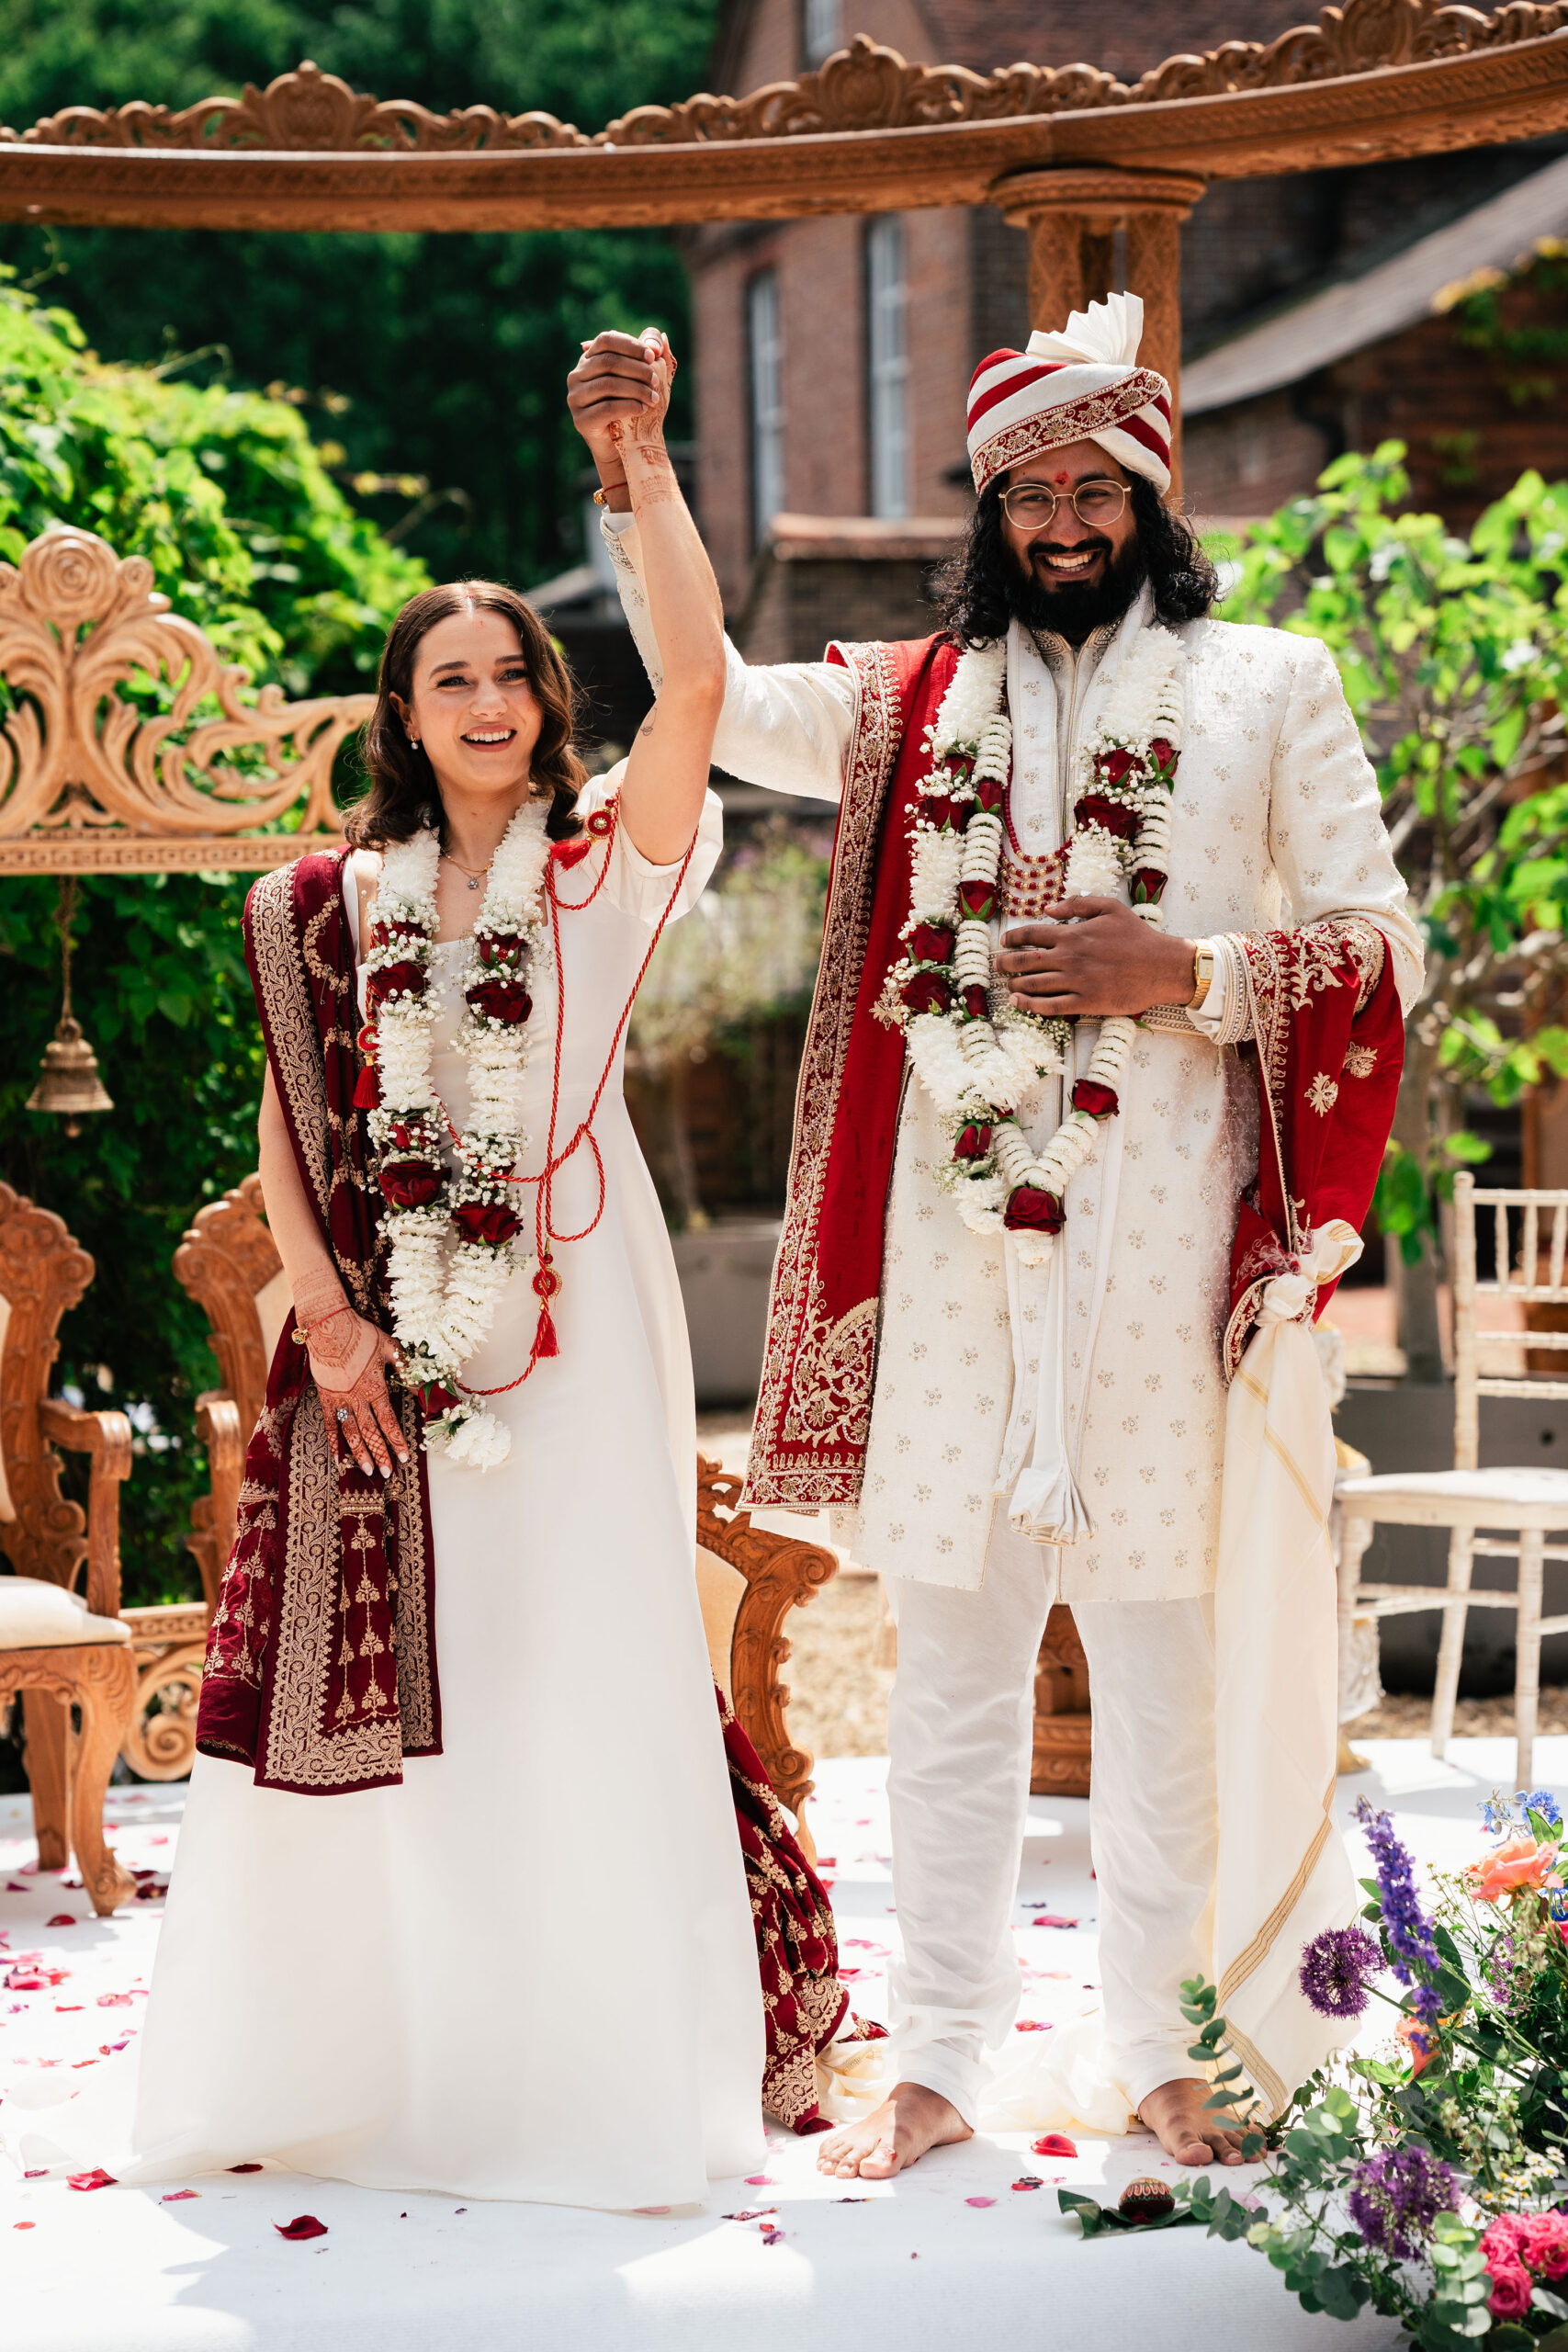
left=361, top=801, right=552, bottom=1470
left=882, top=628, right=1185, bottom=1266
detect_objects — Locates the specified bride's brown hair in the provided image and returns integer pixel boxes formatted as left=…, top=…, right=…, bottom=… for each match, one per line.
left=347, top=581, right=587, bottom=848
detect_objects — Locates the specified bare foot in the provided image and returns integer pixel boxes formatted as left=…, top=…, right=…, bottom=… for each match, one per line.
left=1137, top=2076, right=1248, bottom=2167
left=816, top=2081, right=973, bottom=2180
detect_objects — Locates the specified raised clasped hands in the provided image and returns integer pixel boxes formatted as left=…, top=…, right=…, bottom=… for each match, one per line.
left=566, top=326, right=675, bottom=469
left=995, top=897, right=1196, bottom=1019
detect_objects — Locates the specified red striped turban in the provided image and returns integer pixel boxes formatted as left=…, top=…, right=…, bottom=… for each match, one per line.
left=966, top=293, right=1171, bottom=498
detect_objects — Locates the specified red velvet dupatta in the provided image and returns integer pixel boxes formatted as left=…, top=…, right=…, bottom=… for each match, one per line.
left=197, top=852, right=441, bottom=1793
left=1224, top=919, right=1404, bottom=1368
left=748, top=633, right=955, bottom=1510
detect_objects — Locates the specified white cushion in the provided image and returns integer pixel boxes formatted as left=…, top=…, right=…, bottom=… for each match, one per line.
left=0, top=1576, right=130, bottom=1647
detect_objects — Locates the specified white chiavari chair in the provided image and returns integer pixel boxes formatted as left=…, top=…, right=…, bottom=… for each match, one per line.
left=1336, top=1170, right=1568, bottom=1788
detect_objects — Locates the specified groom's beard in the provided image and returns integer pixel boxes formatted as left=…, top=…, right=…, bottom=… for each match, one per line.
left=1003, top=532, right=1147, bottom=645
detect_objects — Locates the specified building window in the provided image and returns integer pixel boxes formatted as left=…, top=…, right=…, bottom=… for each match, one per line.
left=748, top=270, right=785, bottom=549
left=866, top=214, right=909, bottom=520
left=803, top=0, right=842, bottom=67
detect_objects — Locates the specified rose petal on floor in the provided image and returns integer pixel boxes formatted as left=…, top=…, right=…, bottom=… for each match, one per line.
left=274, top=2215, right=327, bottom=2241
left=67, top=2168, right=116, bottom=2192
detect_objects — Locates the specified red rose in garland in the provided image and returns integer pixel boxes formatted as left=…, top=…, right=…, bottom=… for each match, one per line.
left=466, top=975, right=534, bottom=1024
left=1076, top=793, right=1141, bottom=841
left=1130, top=869, right=1167, bottom=906
left=902, top=970, right=953, bottom=1016
left=1147, top=738, right=1179, bottom=777
left=909, top=922, right=956, bottom=965
left=1095, top=747, right=1142, bottom=788
left=957, top=878, right=996, bottom=921
left=1003, top=1186, right=1066, bottom=1235
left=365, top=958, right=427, bottom=1012
left=452, top=1201, right=522, bottom=1248
left=368, top=917, right=423, bottom=949
left=478, top=932, right=524, bottom=968
left=1072, top=1080, right=1119, bottom=1120
left=961, top=983, right=989, bottom=1020
left=953, top=1123, right=993, bottom=1160
left=378, top=1159, right=443, bottom=1209
left=976, top=773, right=1005, bottom=815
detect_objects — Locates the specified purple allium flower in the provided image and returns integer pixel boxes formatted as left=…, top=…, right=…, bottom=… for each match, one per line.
left=1299, top=1925, right=1382, bottom=2019
left=1355, top=1798, right=1445, bottom=2026
left=1482, top=1930, right=1527, bottom=2014
left=1346, top=2147, right=1459, bottom=2260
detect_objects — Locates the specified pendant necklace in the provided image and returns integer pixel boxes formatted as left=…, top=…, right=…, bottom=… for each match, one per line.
left=443, top=850, right=492, bottom=894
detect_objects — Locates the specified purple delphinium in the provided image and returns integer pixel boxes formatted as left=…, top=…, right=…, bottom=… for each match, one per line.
left=1299, top=1925, right=1382, bottom=2019
left=1346, top=2147, right=1459, bottom=2260
left=1355, top=1798, right=1445, bottom=2027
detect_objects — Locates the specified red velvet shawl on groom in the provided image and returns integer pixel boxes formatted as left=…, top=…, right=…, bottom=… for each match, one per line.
left=196, top=852, right=441, bottom=1794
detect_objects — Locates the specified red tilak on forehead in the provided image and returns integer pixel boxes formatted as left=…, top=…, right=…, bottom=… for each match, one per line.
left=1054, top=471, right=1070, bottom=485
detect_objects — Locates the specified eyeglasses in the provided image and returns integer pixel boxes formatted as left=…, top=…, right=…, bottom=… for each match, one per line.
left=999, top=480, right=1129, bottom=531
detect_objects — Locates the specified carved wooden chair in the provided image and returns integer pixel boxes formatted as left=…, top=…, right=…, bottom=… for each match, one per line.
left=1032, top=1607, right=1091, bottom=1799
left=118, top=1175, right=282, bottom=1781
left=695, top=1456, right=838, bottom=1859
left=0, top=1184, right=137, bottom=1912
left=171, top=1179, right=835, bottom=1826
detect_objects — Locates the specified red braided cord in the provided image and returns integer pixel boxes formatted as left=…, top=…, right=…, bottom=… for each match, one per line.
left=462, top=807, right=699, bottom=1398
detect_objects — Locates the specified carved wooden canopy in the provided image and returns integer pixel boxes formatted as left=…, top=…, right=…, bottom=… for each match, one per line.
left=1, top=5, right=1566, bottom=233
left=0, top=527, right=367, bottom=873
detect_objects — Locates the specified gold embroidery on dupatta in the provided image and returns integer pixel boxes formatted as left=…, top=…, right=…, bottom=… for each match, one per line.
left=748, top=639, right=903, bottom=1508
left=248, top=865, right=333, bottom=1216
left=263, top=1385, right=405, bottom=1789
left=780, top=1280, right=878, bottom=1453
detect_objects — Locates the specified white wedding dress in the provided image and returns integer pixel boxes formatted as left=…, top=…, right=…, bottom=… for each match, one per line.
left=16, top=780, right=766, bottom=2209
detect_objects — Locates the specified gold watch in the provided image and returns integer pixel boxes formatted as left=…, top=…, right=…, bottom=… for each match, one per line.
left=1188, top=942, right=1215, bottom=1011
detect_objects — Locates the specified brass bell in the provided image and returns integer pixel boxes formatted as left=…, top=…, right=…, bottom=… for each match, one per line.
left=25, top=876, right=113, bottom=1137
left=27, top=1014, right=114, bottom=1136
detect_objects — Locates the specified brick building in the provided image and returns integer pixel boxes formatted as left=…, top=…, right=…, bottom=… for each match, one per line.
left=686, top=0, right=1568, bottom=648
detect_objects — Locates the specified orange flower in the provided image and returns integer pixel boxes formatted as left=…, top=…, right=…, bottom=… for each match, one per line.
left=1466, top=1838, right=1558, bottom=1905
left=1397, top=2015, right=1439, bottom=2078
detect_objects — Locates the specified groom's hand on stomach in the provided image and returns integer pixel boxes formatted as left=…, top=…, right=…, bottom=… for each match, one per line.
left=996, top=899, right=1197, bottom=1018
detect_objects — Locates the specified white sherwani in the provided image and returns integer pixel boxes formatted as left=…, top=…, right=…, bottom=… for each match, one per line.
left=607, top=513, right=1423, bottom=2124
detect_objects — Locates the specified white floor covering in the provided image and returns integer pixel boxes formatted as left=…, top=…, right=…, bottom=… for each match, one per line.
left=3, top=1735, right=1555, bottom=2352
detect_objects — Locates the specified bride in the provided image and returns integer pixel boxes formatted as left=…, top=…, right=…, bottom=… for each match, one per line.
left=19, top=334, right=853, bottom=2208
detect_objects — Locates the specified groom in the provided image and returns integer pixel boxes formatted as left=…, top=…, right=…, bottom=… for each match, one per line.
left=569, top=301, right=1420, bottom=2174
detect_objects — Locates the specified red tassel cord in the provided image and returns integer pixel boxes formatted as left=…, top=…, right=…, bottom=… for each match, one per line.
left=458, top=804, right=697, bottom=1405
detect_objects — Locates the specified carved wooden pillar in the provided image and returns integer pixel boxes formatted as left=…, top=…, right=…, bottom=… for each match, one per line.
left=994, top=168, right=1207, bottom=503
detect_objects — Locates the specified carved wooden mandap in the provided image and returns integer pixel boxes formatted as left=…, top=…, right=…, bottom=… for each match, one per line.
left=3, top=1, right=1567, bottom=1809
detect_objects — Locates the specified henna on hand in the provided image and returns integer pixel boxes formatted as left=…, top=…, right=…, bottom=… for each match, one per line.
left=316, top=1327, right=408, bottom=1480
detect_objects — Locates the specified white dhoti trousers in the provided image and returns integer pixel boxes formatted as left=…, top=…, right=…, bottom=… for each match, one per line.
left=886, top=1538, right=1218, bottom=2127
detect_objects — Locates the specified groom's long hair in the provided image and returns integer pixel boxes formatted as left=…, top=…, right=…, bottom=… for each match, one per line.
left=931, top=476, right=1222, bottom=650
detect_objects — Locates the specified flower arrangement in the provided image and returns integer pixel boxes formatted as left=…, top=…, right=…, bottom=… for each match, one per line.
left=361, top=804, right=552, bottom=1469
left=879, top=629, right=1184, bottom=1266
left=1064, top=1789, right=1568, bottom=2346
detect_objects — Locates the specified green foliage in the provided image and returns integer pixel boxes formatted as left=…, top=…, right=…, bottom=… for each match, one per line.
left=1219, top=446, right=1568, bottom=1264
left=0, top=0, right=720, bottom=590
left=0, top=270, right=429, bottom=692
left=0, top=280, right=430, bottom=1612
